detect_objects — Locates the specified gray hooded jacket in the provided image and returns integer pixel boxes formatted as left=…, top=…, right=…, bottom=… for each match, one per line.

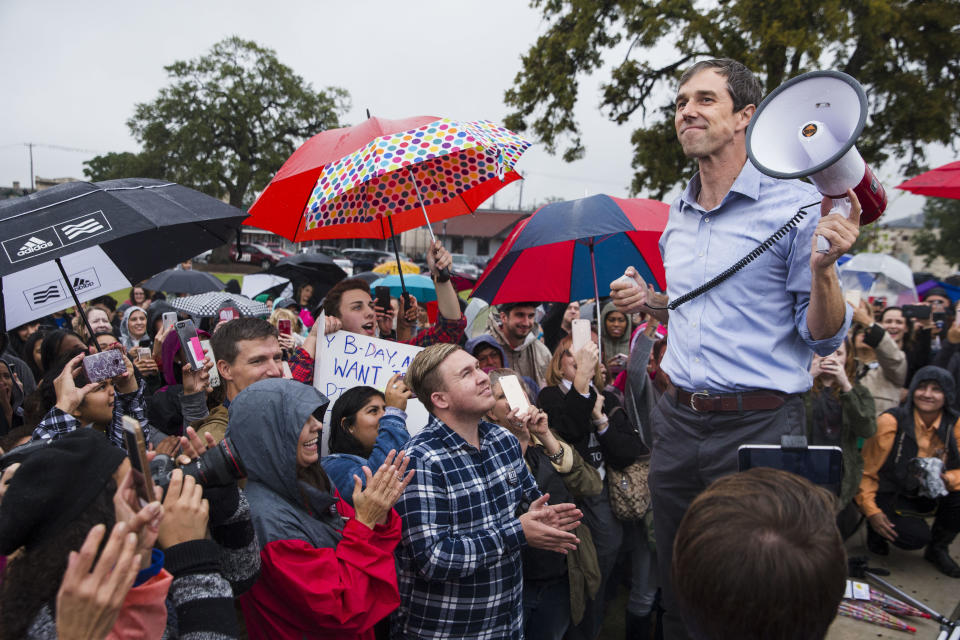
left=226, top=378, right=343, bottom=550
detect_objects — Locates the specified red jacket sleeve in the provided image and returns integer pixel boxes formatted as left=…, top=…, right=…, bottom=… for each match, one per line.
left=245, top=509, right=402, bottom=636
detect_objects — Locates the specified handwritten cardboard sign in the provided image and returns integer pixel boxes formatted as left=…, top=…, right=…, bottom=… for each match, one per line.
left=314, top=327, right=428, bottom=455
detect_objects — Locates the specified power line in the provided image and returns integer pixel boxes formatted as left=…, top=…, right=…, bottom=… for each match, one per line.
left=0, top=142, right=106, bottom=155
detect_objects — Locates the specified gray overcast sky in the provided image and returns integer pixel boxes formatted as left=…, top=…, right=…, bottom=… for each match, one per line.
left=0, top=0, right=947, bottom=219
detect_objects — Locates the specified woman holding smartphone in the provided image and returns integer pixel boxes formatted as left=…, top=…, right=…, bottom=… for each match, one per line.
left=599, top=302, right=633, bottom=378
left=324, top=373, right=412, bottom=505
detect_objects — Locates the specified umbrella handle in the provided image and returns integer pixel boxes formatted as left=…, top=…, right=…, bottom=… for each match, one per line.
left=406, top=166, right=451, bottom=282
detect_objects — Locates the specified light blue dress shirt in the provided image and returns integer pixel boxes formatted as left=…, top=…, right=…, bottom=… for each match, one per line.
left=658, top=161, right=852, bottom=394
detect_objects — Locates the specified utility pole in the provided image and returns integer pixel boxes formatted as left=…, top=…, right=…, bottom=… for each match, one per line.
left=518, top=171, right=525, bottom=210
left=27, top=142, right=34, bottom=191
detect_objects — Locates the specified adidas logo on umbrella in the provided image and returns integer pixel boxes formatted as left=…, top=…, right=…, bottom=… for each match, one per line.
left=71, top=276, right=96, bottom=292
left=32, top=285, right=61, bottom=305
left=17, top=236, right=54, bottom=256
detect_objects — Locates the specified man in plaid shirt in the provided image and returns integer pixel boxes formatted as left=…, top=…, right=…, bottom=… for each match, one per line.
left=288, top=240, right=466, bottom=386
left=393, top=344, right=582, bottom=639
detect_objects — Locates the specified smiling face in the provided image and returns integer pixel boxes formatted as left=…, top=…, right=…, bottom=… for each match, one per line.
left=881, top=308, right=907, bottom=343
left=675, top=69, right=752, bottom=160
left=337, top=289, right=377, bottom=336
left=501, top=306, right=537, bottom=344
left=131, top=287, right=146, bottom=305
left=913, top=380, right=945, bottom=415
left=87, top=308, right=113, bottom=335
left=432, top=349, right=495, bottom=418
left=127, top=310, right=147, bottom=339
left=297, top=414, right=323, bottom=468
left=219, top=336, right=283, bottom=396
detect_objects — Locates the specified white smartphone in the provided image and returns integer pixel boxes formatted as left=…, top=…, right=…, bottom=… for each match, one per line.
left=162, top=311, right=177, bottom=333
left=498, top=374, right=530, bottom=418
left=200, top=339, right=220, bottom=388
left=844, top=289, right=863, bottom=309
left=571, top=318, right=591, bottom=355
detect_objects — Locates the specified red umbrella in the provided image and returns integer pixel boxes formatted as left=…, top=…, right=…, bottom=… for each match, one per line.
left=897, top=160, right=960, bottom=199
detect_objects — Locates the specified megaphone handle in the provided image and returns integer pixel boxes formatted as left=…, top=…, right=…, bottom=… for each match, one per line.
left=816, top=197, right=851, bottom=254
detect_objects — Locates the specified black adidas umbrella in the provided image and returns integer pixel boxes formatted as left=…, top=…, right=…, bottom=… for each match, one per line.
left=262, top=253, right=347, bottom=303
left=0, top=178, right=247, bottom=331
left=142, top=268, right=226, bottom=295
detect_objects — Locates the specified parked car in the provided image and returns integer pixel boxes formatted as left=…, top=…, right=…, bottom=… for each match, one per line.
left=306, top=246, right=354, bottom=276
left=230, top=243, right=281, bottom=268
left=450, top=253, right=480, bottom=278
left=342, top=248, right=394, bottom=273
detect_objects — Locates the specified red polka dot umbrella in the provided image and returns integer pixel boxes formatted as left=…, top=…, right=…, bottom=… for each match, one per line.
left=246, top=116, right=530, bottom=242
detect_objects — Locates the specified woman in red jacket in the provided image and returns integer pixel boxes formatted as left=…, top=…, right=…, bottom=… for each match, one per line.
left=226, top=378, right=413, bottom=640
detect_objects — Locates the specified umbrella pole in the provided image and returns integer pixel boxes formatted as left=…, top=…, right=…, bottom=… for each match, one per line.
left=386, top=216, right=410, bottom=310
left=55, top=257, right=101, bottom=352
left=588, top=240, right=602, bottom=364
left=405, top=166, right=451, bottom=282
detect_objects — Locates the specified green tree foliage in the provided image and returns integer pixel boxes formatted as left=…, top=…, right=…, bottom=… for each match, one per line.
left=912, top=197, right=960, bottom=269
left=84, top=37, right=350, bottom=208
left=504, top=0, right=960, bottom=199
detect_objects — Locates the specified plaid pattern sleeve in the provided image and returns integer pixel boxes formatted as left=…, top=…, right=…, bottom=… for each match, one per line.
left=288, top=347, right=314, bottom=385
left=111, top=378, right=149, bottom=449
left=402, top=314, right=466, bottom=348
left=393, top=417, right=539, bottom=640
left=31, top=407, right=81, bottom=443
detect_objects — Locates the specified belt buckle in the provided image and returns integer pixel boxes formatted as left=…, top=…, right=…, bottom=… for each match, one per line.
left=690, top=391, right=710, bottom=412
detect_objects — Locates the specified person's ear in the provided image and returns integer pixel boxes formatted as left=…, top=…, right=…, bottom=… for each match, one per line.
left=217, top=359, right=232, bottom=382
left=431, top=391, right=450, bottom=411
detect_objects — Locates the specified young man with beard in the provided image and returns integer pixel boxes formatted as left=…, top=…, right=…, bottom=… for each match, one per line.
left=485, top=302, right=552, bottom=389
left=393, top=343, right=582, bottom=640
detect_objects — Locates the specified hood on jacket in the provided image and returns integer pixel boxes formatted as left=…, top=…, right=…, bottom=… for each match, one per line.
left=119, top=306, right=148, bottom=348
left=146, top=301, right=176, bottom=341
left=600, top=301, right=634, bottom=359
left=226, top=378, right=330, bottom=509
left=905, top=365, right=958, bottom=422
left=464, top=334, right=509, bottom=371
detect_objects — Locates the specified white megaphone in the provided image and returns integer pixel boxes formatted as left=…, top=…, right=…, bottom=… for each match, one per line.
left=746, top=70, right=886, bottom=253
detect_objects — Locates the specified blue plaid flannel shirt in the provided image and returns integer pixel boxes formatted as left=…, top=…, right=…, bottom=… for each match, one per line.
left=31, top=378, right=151, bottom=450
left=392, top=415, right=541, bottom=640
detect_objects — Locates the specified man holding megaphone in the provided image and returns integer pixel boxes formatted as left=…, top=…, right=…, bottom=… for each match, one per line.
left=611, top=59, right=867, bottom=640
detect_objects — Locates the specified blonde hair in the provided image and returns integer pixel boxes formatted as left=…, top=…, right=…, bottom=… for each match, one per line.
left=405, top=343, right=462, bottom=414
left=269, top=308, right=302, bottom=334
left=546, top=335, right=603, bottom=388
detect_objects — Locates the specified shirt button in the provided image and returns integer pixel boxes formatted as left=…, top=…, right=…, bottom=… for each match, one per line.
left=695, top=357, right=701, bottom=362
left=698, top=252, right=704, bottom=257
left=692, top=322, right=698, bottom=327
left=705, top=217, right=710, bottom=222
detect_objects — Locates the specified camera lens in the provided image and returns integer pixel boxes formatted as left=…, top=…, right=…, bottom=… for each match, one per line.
left=179, top=437, right=246, bottom=488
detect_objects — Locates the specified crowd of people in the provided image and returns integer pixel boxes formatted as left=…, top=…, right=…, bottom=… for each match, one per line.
left=0, top=57, right=958, bottom=640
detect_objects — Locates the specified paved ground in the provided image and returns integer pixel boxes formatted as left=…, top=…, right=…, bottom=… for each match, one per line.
left=827, top=528, right=960, bottom=639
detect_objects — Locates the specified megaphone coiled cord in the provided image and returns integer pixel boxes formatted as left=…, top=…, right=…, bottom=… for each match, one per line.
left=646, top=201, right=821, bottom=311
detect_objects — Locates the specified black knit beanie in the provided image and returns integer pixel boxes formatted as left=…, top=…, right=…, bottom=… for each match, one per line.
left=0, top=430, right=125, bottom=555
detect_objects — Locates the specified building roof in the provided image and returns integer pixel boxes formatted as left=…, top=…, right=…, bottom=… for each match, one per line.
left=430, top=209, right=528, bottom=238
left=881, top=212, right=925, bottom=229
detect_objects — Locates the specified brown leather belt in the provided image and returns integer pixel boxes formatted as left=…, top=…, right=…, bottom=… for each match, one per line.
left=674, top=388, right=791, bottom=413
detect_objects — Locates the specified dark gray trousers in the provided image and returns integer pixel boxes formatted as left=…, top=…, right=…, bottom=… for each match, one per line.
left=648, top=391, right=805, bottom=640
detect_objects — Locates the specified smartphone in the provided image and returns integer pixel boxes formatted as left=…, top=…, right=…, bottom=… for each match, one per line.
left=375, top=286, right=392, bottom=312
left=843, top=289, right=862, bottom=309
left=277, top=318, right=292, bottom=335
left=571, top=318, right=591, bottom=355
left=499, top=374, right=530, bottom=418
left=136, top=347, right=151, bottom=361
left=122, top=416, right=157, bottom=506
left=738, top=444, right=843, bottom=496
left=902, top=304, right=932, bottom=320
left=175, top=319, right=205, bottom=371
left=82, top=349, right=127, bottom=382
left=162, top=311, right=178, bottom=333
left=200, top=339, right=220, bottom=388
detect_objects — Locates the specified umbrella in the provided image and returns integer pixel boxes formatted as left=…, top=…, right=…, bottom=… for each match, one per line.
left=372, top=260, right=420, bottom=275
left=0, top=178, right=246, bottom=331
left=371, top=274, right=437, bottom=303
left=245, top=115, right=530, bottom=300
left=837, top=600, right=916, bottom=633
left=351, top=271, right=383, bottom=285
left=472, top=195, right=669, bottom=359
left=897, top=160, right=960, bottom=199
left=263, top=253, right=347, bottom=302
left=450, top=271, right=478, bottom=293
left=141, top=268, right=225, bottom=295
left=169, top=292, right=269, bottom=318
left=840, top=253, right=917, bottom=305
left=240, top=273, right=292, bottom=300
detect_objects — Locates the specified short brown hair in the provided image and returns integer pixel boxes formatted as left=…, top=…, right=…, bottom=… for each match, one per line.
left=323, top=278, right=372, bottom=318
left=546, top=335, right=603, bottom=388
left=673, top=468, right=846, bottom=640
left=209, top=317, right=278, bottom=366
left=405, top=343, right=461, bottom=414
left=678, top=58, right=762, bottom=113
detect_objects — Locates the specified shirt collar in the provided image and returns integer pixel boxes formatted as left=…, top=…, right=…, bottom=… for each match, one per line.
left=431, top=414, right=491, bottom=452
left=680, top=159, right=762, bottom=212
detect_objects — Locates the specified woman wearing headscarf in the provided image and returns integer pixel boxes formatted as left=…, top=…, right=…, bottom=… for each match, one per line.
left=227, top=378, right=412, bottom=640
